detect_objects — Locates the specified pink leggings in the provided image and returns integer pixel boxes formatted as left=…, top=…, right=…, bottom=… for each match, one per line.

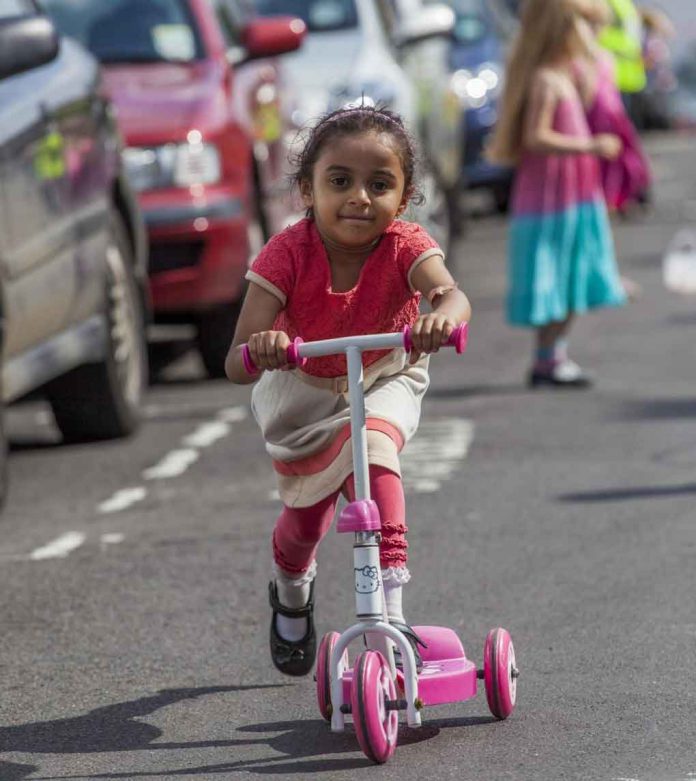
left=272, top=466, right=408, bottom=575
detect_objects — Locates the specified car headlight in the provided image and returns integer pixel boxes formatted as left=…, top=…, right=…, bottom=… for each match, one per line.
left=451, top=63, right=502, bottom=108
left=123, top=136, right=221, bottom=192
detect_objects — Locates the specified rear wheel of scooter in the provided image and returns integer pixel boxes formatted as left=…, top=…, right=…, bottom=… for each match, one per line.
left=483, top=627, right=517, bottom=719
left=316, top=631, right=348, bottom=722
left=351, top=650, right=398, bottom=764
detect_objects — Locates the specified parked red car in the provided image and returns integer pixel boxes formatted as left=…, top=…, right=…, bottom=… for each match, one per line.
left=43, top=0, right=305, bottom=376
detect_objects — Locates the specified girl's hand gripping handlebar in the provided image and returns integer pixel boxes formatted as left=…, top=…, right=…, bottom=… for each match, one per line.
left=241, top=322, right=468, bottom=376
left=241, top=337, right=307, bottom=376
left=401, top=322, right=468, bottom=355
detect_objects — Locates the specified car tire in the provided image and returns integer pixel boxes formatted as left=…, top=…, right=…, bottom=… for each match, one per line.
left=196, top=302, right=241, bottom=379
left=46, top=210, right=147, bottom=442
left=0, top=399, right=7, bottom=511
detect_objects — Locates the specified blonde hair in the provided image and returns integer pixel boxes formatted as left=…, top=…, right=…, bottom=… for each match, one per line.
left=487, top=0, right=610, bottom=165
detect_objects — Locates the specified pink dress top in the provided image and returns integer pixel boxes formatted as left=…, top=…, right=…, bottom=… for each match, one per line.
left=582, top=53, right=651, bottom=210
left=246, top=217, right=443, bottom=378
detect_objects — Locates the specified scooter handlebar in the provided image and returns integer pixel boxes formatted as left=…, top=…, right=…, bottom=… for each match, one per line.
left=241, top=323, right=468, bottom=376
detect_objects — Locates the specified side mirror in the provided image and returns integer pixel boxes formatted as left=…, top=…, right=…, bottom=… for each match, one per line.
left=242, top=16, right=306, bottom=61
left=393, top=4, right=455, bottom=48
left=0, top=14, right=60, bottom=80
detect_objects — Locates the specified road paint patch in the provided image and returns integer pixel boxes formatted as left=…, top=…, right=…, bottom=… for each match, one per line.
left=401, top=418, right=475, bottom=494
left=29, top=531, right=86, bottom=560
left=182, top=421, right=230, bottom=448
left=142, top=448, right=199, bottom=480
left=98, top=487, right=147, bottom=514
left=100, top=533, right=125, bottom=545
left=218, top=405, right=248, bottom=423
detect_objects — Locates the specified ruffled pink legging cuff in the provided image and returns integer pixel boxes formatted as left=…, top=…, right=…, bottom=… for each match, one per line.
left=272, top=465, right=407, bottom=574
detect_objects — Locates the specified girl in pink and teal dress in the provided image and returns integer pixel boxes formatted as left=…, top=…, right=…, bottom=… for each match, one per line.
left=489, top=0, right=626, bottom=388
left=225, top=106, right=471, bottom=677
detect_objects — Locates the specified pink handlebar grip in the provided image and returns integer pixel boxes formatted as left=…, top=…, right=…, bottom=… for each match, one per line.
left=241, top=337, right=307, bottom=375
left=286, top=337, right=308, bottom=368
left=241, top=344, right=259, bottom=376
left=402, top=322, right=469, bottom=354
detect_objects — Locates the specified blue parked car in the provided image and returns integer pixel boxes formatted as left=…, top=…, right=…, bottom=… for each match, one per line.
left=443, top=0, right=513, bottom=211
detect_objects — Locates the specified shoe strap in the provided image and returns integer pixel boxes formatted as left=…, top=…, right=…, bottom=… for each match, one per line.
left=268, top=580, right=314, bottom=619
left=390, top=620, right=428, bottom=649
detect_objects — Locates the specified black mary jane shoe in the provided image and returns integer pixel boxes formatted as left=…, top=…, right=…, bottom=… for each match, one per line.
left=390, top=621, right=427, bottom=673
left=268, top=580, right=316, bottom=677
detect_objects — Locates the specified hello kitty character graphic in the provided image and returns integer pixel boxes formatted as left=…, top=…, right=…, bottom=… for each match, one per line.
left=354, top=565, right=380, bottom=594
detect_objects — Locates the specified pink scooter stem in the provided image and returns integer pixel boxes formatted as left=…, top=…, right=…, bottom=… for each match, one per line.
left=402, top=322, right=468, bottom=354
left=241, top=337, right=307, bottom=376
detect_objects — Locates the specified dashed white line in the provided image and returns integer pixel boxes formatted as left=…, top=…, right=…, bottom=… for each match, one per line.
left=29, top=531, right=86, bottom=561
left=142, top=448, right=199, bottom=480
left=100, top=533, right=125, bottom=546
left=182, top=421, right=231, bottom=449
left=97, top=487, right=147, bottom=514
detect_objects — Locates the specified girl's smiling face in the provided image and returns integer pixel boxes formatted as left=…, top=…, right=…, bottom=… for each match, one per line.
left=301, top=130, right=410, bottom=250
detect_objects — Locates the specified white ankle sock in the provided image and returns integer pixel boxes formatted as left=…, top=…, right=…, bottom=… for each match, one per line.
left=274, top=562, right=316, bottom=643
left=365, top=567, right=411, bottom=653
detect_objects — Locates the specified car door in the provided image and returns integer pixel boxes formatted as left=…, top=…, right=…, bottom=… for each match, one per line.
left=0, top=0, right=76, bottom=375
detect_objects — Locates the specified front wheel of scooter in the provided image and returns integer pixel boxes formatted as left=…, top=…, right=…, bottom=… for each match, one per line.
left=483, top=627, right=517, bottom=719
left=351, top=650, right=398, bottom=763
left=316, top=631, right=348, bottom=722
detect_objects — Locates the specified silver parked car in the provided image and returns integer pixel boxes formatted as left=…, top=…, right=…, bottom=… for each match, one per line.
left=0, top=3, right=150, bottom=507
left=254, top=0, right=464, bottom=251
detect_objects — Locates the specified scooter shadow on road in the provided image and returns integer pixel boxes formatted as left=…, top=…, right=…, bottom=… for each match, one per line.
left=11, top=689, right=495, bottom=779
left=0, top=684, right=287, bottom=758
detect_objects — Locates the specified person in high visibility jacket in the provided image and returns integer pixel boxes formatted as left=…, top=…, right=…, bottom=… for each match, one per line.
left=598, top=0, right=647, bottom=97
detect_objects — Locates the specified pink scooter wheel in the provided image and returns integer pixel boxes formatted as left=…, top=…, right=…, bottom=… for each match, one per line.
left=316, top=631, right=348, bottom=722
left=483, top=627, right=517, bottom=719
left=351, top=650, right=398, bottom=764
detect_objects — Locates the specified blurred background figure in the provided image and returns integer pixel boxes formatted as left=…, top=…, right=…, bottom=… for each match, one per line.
left=578, top=1, right=652, bottom=215
left=488, top=0, right=626, bottom=388
left=637, top=5, right=677, bottom=129
left=597, top=0, right=647, bottom=126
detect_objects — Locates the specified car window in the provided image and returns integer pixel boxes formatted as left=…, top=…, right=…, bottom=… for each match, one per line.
left=206, top=0, right=245, bottom=47
left=0, top=0, right=36, bottom=16
left=41, top=0, right=204, bottom=63
left=254, top=0, right=357, bottom=32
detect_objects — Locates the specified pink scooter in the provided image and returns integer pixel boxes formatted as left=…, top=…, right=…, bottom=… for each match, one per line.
left=244, top=323, right=518, bottom=764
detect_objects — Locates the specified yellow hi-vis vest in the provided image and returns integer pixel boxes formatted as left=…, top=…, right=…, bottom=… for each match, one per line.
left=598, top=0, right=647, bottom=94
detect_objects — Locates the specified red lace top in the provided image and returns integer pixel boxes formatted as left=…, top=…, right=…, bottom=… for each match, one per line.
left=246, top=218, right=443, bottom=378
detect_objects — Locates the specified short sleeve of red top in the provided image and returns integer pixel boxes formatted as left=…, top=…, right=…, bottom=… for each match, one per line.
left=246, top=218, right=444, bottom=378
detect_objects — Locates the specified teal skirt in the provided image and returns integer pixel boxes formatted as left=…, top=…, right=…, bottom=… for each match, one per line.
left=507, top=199, right=626, bottom=327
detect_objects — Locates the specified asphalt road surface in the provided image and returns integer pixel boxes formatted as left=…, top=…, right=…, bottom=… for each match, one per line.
left=1, top=133, right=695, bottom=781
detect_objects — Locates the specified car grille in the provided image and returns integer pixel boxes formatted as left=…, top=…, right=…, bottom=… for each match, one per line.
left=149, top=241, right=205, bottom=274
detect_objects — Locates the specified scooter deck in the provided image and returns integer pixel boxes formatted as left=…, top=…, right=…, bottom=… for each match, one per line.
left=341, top=625, right=479, bottom=707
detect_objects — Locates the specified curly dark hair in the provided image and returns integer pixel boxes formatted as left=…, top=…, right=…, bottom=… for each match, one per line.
left=290, top=104, right=424, bottom=209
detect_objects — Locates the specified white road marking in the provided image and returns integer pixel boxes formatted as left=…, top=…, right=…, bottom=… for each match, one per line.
left=100, top=533, right=124, bottom=545
left=29, top=531, right=86, bottom=561
left=401, top=418, right=475, bottom=494
left=97, top=487, right=147, bottom=514
left=182, top=421, right=230, bottom=448
left=142, top=448, right=199, bottom=480
left=218, top=405, right=248, bottom=423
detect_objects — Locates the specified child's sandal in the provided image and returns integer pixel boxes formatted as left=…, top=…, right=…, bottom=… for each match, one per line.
left=268, top=580, right=317, bottom=677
